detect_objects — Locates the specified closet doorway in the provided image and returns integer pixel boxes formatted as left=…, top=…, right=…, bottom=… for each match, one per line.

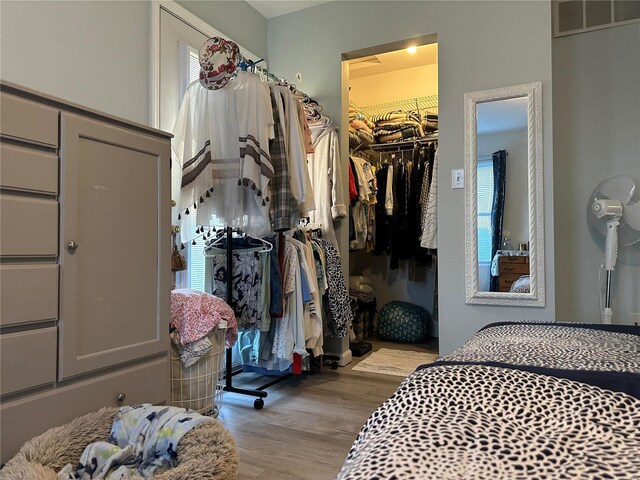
left=343, top=37, right=439, bottom=367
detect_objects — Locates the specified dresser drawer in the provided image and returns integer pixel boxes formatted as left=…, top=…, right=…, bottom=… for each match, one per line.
left=0, top=194, right=58, bottom=257
left=0, top=265, right=58, bottom=326
left=0, top=357, right=167, bottom=464
left=498, top=273, right=528, bottom=292
left=498, top=262, right=530, bottom=275
left=0, top=143, right=58, bottom=194
left=0, top=327, right=57, bottom=396
left=498, top=255, right=529, bottom=265
left=0, top=92, right=58, bottom=147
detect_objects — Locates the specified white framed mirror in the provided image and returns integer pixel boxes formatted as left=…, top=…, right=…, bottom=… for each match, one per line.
left=464, top=82, right=545, bottom=306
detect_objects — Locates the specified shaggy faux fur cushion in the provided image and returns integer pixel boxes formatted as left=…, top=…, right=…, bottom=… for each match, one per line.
left=1, top=407, right=238, bottom=480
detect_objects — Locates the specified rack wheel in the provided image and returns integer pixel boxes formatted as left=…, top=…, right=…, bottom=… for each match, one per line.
left=254, top=398, right=264, bottom=410
left=331, top=360, right=339, bottom=370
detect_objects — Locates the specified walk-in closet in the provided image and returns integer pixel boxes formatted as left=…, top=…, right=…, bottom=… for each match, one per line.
left=346, top=43, right=439, bottom=351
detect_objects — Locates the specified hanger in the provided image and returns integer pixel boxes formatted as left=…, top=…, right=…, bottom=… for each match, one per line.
left=204, top=229, right=273, bottom=255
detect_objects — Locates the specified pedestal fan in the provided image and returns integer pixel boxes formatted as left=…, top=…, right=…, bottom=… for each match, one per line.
left=587, top=173, right=640, bottom=324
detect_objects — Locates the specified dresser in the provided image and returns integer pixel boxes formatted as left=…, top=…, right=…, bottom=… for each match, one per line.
left=497, top=255, right=530, bottom=292
left=0, top=81, right=172, bottom=463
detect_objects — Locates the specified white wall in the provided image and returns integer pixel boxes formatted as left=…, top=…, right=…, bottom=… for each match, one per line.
left=0, top=0, right=151, bottom=124
left=553, top=23, right=640, bottom=325
left=0, top=0, right=268, bottom=126
left=478, top=128, right=530, bottom=246
left=350, top=64, right=438, bottom=106
left=268, top=0, right=555, bottom=354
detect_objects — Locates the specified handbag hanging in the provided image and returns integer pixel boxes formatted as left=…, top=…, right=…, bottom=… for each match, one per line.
left=171, top=236, right=188, bottom=272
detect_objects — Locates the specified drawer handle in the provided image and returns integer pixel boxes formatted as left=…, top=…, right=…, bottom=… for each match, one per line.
left=117, top=392, right=126, bottom=404
left=67, top=241, right=79, bottom=251
left=503, top=267, right=514, bottom=271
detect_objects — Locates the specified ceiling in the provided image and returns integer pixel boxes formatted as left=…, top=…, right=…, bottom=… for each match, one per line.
left=349, top=43, right=438, bottom=79
left=246, top=1, right=333, bottom=19
left=477, top=97, right=528, bottom=135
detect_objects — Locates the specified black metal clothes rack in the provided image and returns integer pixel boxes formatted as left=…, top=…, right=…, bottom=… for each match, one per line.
left=221, top=226, right=292, bottom=410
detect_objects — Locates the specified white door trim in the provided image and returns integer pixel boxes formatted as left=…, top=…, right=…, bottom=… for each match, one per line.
left=149, top=0, right=262, bottom=128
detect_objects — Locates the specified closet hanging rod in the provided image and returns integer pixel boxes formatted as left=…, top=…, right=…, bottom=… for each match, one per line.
left=370, top=135, right=438, bottom=152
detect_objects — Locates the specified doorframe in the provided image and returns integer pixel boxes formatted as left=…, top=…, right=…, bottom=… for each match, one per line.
left=149, top=0, right=262, bottom=128
left=339, top=33, right=440, bottom=345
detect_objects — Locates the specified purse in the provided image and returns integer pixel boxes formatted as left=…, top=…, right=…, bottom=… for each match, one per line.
left=171, top=241, right=188, bottom=272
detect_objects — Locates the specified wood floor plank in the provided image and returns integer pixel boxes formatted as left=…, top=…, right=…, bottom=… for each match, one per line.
left=218, top=340, right=438, bottom=479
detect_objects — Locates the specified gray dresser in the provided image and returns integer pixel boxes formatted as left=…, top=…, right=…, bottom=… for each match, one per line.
left=0, top=81, right=172, bottom=463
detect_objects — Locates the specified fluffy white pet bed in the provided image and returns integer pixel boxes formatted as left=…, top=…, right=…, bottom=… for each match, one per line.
left=1, top=407, right=238, bottom=480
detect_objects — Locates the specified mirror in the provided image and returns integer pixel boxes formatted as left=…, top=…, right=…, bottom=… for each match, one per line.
left=464, top=82, right=545, bottom=306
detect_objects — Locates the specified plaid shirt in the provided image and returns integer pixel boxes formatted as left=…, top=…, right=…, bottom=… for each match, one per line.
left=269, top=90, right=296, bottom=231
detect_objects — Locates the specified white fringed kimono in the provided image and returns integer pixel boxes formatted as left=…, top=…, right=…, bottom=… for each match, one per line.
left=172, top=71, right=274, bottom=241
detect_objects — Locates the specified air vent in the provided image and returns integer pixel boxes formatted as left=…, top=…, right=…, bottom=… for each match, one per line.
left=554, top=0, right=640, bottom=37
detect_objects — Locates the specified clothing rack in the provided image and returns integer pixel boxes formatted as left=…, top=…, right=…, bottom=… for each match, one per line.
left=220, top=226, right=291, bottom=410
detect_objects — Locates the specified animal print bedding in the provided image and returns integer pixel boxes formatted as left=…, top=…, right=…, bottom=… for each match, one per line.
left=433, top=322, right=640, bottom=398
left=338, top=323, right=640, bottom=479
left=338, top=364, right=640, bottom=480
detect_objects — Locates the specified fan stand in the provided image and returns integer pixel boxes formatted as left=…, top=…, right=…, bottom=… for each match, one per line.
left=602, top=217, right=620, bottom=325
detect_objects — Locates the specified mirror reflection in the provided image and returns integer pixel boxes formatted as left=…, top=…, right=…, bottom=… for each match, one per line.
left=476, top=97, right=529, bottom=293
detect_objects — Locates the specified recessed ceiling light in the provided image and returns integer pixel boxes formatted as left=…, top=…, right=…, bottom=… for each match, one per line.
left=407, top=46, right=417, bottom=54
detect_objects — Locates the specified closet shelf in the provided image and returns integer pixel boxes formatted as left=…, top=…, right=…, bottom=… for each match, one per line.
left=358, top=95, right=438, bottom=118
left=370, top=134, right=438, bottom=151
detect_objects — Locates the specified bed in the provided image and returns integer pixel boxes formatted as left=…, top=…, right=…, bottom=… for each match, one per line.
left=337, top=322, right=640, bottom=480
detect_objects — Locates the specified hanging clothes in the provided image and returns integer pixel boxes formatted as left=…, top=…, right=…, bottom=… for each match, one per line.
left=373, top=163, right=392, bottom=256
left=173, top=71, right=275, bottom=241
left=210, top=251, right=263, bottom=329
left=349, top=155, right=376, bottom=251
left=316, top=238, right=351, bottom=338
left=307, top=117, right=348, bottom=244
left=390, top=160, right=415, bottom=269
left=275, top=85, right=315, bottom=214
left=268, top=86, right=297, bottom=231
left=421, top=147, right=438, bottom=249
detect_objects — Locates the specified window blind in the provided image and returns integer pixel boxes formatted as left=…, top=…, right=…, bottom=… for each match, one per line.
left=477, top=160, right=494, bottom=263
left=184, top=45, right=207, bottom=291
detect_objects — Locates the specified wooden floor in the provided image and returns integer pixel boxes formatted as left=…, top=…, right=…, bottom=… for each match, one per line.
left=218, top=339, right=439, bottom=480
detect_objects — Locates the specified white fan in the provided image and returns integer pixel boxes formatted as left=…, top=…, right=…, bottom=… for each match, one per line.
left=587, top=173, right=640, bottom=324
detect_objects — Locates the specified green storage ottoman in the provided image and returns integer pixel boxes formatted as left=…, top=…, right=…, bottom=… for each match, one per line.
left=378, top=301, right=431, bottom=343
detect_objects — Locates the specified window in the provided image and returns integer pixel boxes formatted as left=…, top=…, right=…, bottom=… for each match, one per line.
left=180, top=43, right=208, bottom=291
left=477, top=160, right=494, bottom=263
left=155, top=2, right=264, bottom=291
left=180, top=42, right=201, bottom=101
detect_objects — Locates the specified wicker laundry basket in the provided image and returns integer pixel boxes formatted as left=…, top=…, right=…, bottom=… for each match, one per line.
left=170, top=327, right=226, bottom=416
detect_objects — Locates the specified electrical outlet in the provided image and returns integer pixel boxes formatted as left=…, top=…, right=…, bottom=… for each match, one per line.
left=452, top=169, right=464, bottom=189
left=628, top=312, right=640, bottom=326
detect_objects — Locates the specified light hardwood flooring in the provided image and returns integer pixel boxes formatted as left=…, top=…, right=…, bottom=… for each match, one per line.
left=218, top=339, right=438, bottom=480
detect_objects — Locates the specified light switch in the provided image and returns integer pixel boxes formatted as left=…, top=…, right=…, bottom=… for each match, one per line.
left=452, top=169, right=464, bottom=189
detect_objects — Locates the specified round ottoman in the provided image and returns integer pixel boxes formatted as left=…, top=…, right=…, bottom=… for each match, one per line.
left=378, top=300, right=431, bottom=343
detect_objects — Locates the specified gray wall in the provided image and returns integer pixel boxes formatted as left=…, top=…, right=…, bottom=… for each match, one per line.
left=553, top=23, right=640, bottom=325
left=478, top=128, right=530, bottom=246
left=177, top=1, right=267, bottom=60
left=0, top=0, right=151, bottom=124
left=268, top=0, right=556, bottom=354
left=0, top=0, right=267, bottom=125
